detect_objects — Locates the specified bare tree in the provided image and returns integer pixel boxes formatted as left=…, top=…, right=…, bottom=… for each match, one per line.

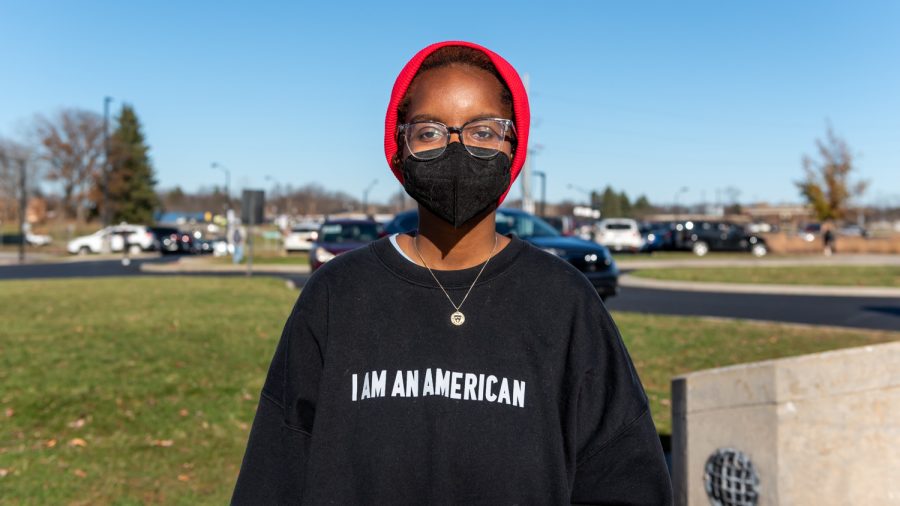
left=34, top=109, right=104, bottom=221
left=796, top=125, right=868, bottom=222
left=0, top=138, right=38, bottom=224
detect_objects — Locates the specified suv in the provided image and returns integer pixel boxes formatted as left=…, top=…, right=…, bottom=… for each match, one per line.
left=67, top=224, right=155, bottom=255
left=310, top=220, right=381, bottom=271
left=384, top=208, right=619, bottom=300
left=594, top=218, right=644, bottom=253
left=672, top=220, right=768, bottom=257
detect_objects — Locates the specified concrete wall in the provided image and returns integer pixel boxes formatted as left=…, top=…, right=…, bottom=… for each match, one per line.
left=672, top=341, right=900, bottom=505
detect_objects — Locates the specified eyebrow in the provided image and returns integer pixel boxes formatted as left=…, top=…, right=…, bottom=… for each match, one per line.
left=407, top=113, right=509, bottom=124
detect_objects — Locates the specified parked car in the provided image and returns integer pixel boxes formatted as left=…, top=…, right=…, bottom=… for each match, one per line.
left=542, top=215, right=577, bottom=236
left=799, top=223, right=821, bottom=242
left=383, top=208, right=619, bottom=300
left=310, top=220, right=381, bottom=271
left=67, top=224, right=155, bottom=255
left=284, top=223, right=320, bottom=252
left=593, top=218, right=644, bottom=253
left=838, top=224, right=867, bottom=237
left=150, top=226, right=192, bottom=254
left=639, top=222, right=670, bottom=253
left=671, top=220, right=768, bottom=257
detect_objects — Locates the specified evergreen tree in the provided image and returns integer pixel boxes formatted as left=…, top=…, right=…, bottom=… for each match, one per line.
left=600, top=185, right=622, bottom=218
left=108, top=105, right=159, bottom=223
left=633, top=195, right=653, bottom=216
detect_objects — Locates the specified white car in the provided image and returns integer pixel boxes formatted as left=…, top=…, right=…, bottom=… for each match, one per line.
left=284, top=223, right=320, bottom=252
left=67, top=224, right=155, bottom=255
left=594, top=218, right=645, bottom=253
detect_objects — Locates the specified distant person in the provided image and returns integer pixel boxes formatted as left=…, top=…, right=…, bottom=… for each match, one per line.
left=232, top=226, right=244, bottom=264
left=232, top=41, right=672, bottom=504
left=823, top=225, right=836, bottom=256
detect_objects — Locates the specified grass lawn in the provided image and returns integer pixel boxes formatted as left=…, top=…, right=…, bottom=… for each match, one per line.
left=210, top=250, right=309, bottom=266
left=631, top=265, right=900, bottom=287
left=1, top=277, right=897, bottom=503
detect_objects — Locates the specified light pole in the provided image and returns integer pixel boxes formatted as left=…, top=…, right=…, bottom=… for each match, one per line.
left=534, top=171, right=547, bottom=217
left=211, top=162, right=231, bottom=210
left=17, top=157, right=27, bottom=264
left=567, top=183, right=593, bottom=206
left=362, top=179, right=378, bottom=216
left=102, top=96, right=112, bottom=228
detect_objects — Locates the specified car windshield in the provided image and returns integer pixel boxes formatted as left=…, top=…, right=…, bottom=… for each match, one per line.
left=320, top=223, right=379, bottom=243
left=496, top=211, right=560, bottom=239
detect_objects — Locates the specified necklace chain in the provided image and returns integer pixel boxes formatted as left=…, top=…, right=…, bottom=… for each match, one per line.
left=412, top=233, right=499, bottom=315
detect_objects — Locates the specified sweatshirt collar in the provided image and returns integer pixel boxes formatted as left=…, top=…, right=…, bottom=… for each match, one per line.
left=371, top=232, right=526, bottom=289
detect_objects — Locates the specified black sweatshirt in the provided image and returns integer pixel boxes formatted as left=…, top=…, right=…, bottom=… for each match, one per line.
left=232, top=234, right=673, bottom=505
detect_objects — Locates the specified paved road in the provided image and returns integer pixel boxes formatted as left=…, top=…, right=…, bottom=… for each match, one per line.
left=2, top=258, right=898, bottom=332
left=604, top=286, right=900, bottom=332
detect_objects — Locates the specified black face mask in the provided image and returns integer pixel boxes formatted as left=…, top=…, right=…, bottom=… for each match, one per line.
left=401, top=142, right=512, bottom=228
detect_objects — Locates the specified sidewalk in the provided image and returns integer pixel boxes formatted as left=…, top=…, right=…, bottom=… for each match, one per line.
left=616, top=253, right=900, bottom=270
left=619, top=273, right=900, bottom=298
left=139, top=256, right=311, bottom=274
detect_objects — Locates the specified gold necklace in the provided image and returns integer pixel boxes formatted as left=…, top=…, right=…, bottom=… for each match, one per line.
left=412, top=234, right=499, bottom=326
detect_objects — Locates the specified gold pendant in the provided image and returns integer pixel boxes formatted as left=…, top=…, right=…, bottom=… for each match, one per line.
left=450, top=311, right=465, bottom=326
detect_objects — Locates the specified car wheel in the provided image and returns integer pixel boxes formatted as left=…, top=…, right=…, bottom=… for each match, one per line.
left=692, top=241, right=709, bottom=256
left=78, top=246, right=91, bottom=256
left=751, top=243, right=768, bottom=257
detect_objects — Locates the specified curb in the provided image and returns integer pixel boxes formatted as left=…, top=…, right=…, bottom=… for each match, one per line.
left=140, top=259, right=311, bottom=274
left=619, top=274, right=900, bottom=298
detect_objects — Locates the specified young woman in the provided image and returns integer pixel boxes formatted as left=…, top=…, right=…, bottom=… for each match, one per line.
left=232, top=41, right=672, bottom=505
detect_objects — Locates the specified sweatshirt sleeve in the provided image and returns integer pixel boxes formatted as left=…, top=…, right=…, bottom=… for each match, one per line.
left=231, top=274, right=329, bottom=505
left=568, top=297, right=673, bottom=505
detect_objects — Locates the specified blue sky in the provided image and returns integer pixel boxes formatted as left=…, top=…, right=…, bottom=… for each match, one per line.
left=1, top=0, right=898, bottom=208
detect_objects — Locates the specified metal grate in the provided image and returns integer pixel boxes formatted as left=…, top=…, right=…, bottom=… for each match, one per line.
left=704, top=448, right=760, bottom=506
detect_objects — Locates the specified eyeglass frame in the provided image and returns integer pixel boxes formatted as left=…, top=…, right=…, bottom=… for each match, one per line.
left=397, top=117, right=518, bottom=160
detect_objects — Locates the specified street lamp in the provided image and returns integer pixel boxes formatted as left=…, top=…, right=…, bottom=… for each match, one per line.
left=534, top=171, right=547, bottom=217
left=567, top=183, right=593, bottom=206
left=673, top=186, right=689, bottom=219
left=362, top=179, right=378, bottom=216
left=211, top=162, right=231, bottom=209
left=102, top=96, right=113, bottom=228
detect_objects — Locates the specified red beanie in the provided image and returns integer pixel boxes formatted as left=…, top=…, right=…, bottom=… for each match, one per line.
left=384, top=41, right=530, bottom=206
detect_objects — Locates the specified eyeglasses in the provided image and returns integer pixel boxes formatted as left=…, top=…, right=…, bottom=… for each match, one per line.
left=399, top=118, right=516, bottom=160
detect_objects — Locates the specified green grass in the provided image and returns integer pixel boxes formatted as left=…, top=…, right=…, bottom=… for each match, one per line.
left=1, top=277, right=896, bottom=503
left=210, top=250, right=309, bottom=266
left=612, top=251, right=807, bottom=262
left=631, top=265, right=900, bottom=287
left=0, top=277, right=297, bottom=504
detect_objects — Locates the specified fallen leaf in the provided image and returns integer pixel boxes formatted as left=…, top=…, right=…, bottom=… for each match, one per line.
left=68, top=438, right=87, bottom=448
left=660, top=398, right=671, bottom=406
left=177, top=474, right=191, bottom=482
left=152, top=439, right=174, bottom=447
left=4, top=408, right=13, bottom=418
left=0, top=468, right=9, bottom=478
left=73, top=469, right=87, bottom=478
left=45, top=439, right=57, bottom=448
left=68, top=418, right=86, bottom=429
left=178, top=409, right=189, bottom=417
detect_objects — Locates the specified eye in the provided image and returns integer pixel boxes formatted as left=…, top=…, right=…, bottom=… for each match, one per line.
left=411, top=124, right=445, bottom=144
left=467, top=126, right=499, bottom=141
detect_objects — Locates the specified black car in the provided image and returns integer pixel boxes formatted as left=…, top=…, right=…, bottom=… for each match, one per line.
left=670, top=220, right=768, bottom=256
left=149, top=226, right=193, bottom=254
left=384, top=208, right=619, bottom=300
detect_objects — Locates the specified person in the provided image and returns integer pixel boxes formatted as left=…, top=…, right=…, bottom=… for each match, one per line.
left=231, top=41, right=672, bottom=505
left=823, top=224, right=836, bottom=256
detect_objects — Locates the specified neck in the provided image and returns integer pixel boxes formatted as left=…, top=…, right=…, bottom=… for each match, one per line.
left=406, top=206, right=507, bottom=270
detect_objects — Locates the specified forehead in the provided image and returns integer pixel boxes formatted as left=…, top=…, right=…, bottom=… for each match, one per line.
left=404, top=65, right=510, bottom=123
